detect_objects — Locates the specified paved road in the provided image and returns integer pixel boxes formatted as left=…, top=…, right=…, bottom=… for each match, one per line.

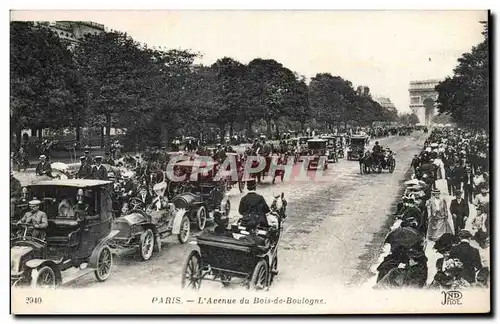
left=14, top=133, right=426, bottom=290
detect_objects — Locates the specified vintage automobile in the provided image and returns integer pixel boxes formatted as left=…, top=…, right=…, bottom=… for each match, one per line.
left=321, top=136, right=338, bottom=163
left=304, top=139, right=328, bottom=170
left=11, top=179, right=118, bottom=288
left=109, top=202, right=190, bottom=261
left=167, top=159, right=231, bottom=230
left=181, top=193, right=287, bottom=290
left=347, top=135, right=369, bottom=161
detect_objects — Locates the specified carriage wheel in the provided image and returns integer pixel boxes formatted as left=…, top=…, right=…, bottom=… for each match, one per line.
left=31, top=266, right=57, bottom=289
left=94, top=245, right=113, bottom=282
left=197, top=206, right=207, bottom=231
left=270, top=256, right=278, bottom=285
left=389, top=160, right=396, bottom=173
left=140, top=229, right=154, bottom=261
left=181, top=250, right=202, bottom=290
left=249, top=260, right=269, bottom=290
left=178, top=215, right=190, bottom=244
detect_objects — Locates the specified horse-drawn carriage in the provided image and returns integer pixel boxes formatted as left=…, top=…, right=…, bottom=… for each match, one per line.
left=181, top=193, right=287, bottom=290
left=359, top=148, right=396, bottom=174
left=11, top=179, right=118, bottom=288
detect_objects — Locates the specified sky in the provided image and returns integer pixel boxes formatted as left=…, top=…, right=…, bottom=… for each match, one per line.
left=11, top=10, right=488, bottom=113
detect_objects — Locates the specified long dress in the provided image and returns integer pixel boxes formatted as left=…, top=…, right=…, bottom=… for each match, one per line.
left=426, top=198, right=454, bottom=241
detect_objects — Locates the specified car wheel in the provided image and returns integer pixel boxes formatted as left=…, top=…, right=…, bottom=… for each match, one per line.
left=31, top=266, right=57, bottom=289
left=249, top=260, right=268, bottom=291
left=140, top=229, right=154, bottom=261
left=178, top=215, right=190, bottom=244
left=94, top=245, right=113, bottom=282
left=197, top=206, right=207, bottom=231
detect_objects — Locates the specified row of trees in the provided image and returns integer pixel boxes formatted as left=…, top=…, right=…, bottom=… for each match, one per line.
left=11, top=21, right=398, bottom=149
left=435, top=21, right=489, bottom=130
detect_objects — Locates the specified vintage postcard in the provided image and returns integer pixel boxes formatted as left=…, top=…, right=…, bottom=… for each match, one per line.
left=9, top=9, right=490, bottom=314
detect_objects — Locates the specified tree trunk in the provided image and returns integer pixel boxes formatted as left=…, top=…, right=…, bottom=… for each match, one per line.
left=15, top=128, right=22, bottom=148
left=219, top=123, right=226, bottom=144
left=266, top=118, right=272, bottom=139
left=274, top=119, right=280, bottom=139
left=105, top=114, right=112, bottom=149
left=76, top=125, right=80, bottom=142
left=100, top=126, right=105, bottom=149
left=37, top=128, right=43, bottom=139
left=161, top=123, right=169, bottom=148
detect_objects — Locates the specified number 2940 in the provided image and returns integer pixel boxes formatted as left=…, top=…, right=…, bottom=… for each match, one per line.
left=25, top=297, right=42, bottom=304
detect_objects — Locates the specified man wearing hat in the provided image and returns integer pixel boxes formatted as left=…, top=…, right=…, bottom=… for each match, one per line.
left=16, top=199, right=48, bottom=240
left=35, top=155, right=52, bottom=177
left=450, top=189, right=470, bottom=236
left=103, top=152, right=115, bottom=166
left=84, top=147, right=93, bottom=164
left=77, top=156, right=93, bottom=179
left=238, top=179, right=270, bottom=228
left=92, top=156, right=108, bottom=181
left=450, top=230, right=483, bottom=284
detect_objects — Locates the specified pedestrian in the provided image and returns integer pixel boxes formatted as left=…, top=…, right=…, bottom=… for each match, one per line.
left=77, top=156, right=93, bottom=179
left=426, top=189, right=454, bottom=241
left=451, top=161, right=465, bottom=193
left=411, top=154, right=420, bottom=173
left=449, top=189, right=469, bottom=237
left=463, top=166, right=475, bottom=203
left=449, top=229, right=483, bottom=284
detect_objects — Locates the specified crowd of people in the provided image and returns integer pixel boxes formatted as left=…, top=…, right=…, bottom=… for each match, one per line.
left=375, top=126, right=490, bottom=289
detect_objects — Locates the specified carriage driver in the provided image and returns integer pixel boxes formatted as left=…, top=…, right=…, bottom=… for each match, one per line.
left=16, top=199, right=48, bottom=240
left=372, top=141, right=383, bottom=164
left=238, top=179, right=270, bottom=228
left=147, top=182, right=172, bottom=224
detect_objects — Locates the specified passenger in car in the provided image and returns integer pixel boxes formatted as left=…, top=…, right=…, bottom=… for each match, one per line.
left=238, top=220, right=269, bottom=248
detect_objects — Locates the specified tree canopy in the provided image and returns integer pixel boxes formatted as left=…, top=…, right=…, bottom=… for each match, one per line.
left=10, top=22, right=400, bottom=147
left=435, top=21, right=489, bottom=130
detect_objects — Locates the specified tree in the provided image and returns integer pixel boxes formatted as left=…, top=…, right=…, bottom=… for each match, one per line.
left=10, top=21, right=81, bottom=145
left=435, top=21, right=488, bottom=130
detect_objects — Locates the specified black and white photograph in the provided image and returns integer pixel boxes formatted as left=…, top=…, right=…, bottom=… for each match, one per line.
left=8, top=9, right=490, bottom=314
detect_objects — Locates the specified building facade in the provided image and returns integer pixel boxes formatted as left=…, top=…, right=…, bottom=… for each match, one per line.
left=408, top=79, right=442, bottom=126
left=373, top=96, right=397, bottom=113
left=35, top=21, right=105, bottom=49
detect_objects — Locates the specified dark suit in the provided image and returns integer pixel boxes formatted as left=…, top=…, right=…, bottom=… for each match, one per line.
left=136, top=192, right=153, bottom=206
left=450, top=241, right=482, bottom=284
left=463, top=172, right=475, bottom=203
left=92, top=164, right=108, bottom=180
left=450, top=198, right=469, bottom=235
left=451, top=165, right=465, bottom=191
left=77, top=163, right=93, bottom=179
left=35, top=161, right=52, bottom=176
left=239, top=192, right=270, bottom=227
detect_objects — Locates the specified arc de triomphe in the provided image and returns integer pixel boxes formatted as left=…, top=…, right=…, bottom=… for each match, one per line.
left=409, top=79, right=441, bottom=126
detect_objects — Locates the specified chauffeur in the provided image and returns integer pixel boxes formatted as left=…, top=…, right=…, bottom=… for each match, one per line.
left=238, top=179, right=270, bottom=228
left=17, top=199, right=48, bottom=240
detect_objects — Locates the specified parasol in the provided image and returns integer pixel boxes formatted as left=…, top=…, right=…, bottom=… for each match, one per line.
left=51, top=162, right=69, bottom=172
left=385, top=226, right=424, bottom=249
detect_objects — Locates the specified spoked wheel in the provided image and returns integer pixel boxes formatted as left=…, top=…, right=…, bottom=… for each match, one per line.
left=140, top=229, right=154, bottom=261
left=177, top=215, right=190, bottom=244
left=94, top=245, right=113, bottom=282
left=249, top=260, right=269, bottom=290
left=389, top=160, right=396, bottom=173
left=197, top=206, right=207, bottom=231
left=270, top=256, right=278, bottom=285
left=31, top=266, right=57, bottom=289
left=181, top=250, right=202, bottom=290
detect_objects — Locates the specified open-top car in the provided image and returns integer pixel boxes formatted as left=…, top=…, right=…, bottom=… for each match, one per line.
left=181, top=193, right=287, bottom=290
left=305, top=138, right=328, bottom=170
left=11, top=179, right=118, bottom=288
left=347, top=135, right=369, bottom=160
left=168, top=159, right=231, bottom=231
left=109, top=199, right=190, bottom=261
